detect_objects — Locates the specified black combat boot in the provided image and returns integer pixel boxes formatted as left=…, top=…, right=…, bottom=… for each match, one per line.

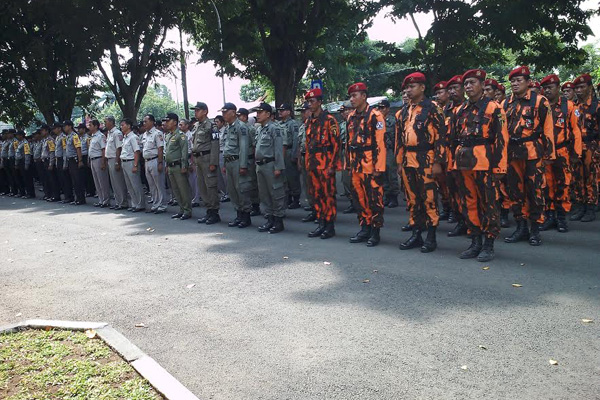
left=320, top=221, right=335, bottom=239
left=581, top=204, right=596, bottom=222
left=504, top=219, right=529, bottom=243
left=258, top=215, right=273, bottom=232
left=459, top=235, right=483, bottom=259
left=228, top=211, right=242, bottom=227
left=569, top=203, right=585, bottom=221
left=387, top=195, right=399, bottom=208
left=342, top=204, right=356, bottom=214
left=197, top=212, right=209, bottom=224
left=477, top=237, right=495, bottom=262
left=350, top=225, right=371, bottom=243
left=205, top=209, right=221, bottom=225
left=250, top=203, right=261, bottom=216
left=539, top=210, right=556, bottom=231
left=399, top=228, right=423, bottom=250
left=308, top=220, right=326, bottom=238
left=556, top=209, right=568, bottom=233
left=447, top=220, right=467, bottom=237
left=237, top=212, right=252, bottom=228
left=401, top=222, right=412, bottom=232
left=447, top=210, right=457, bottom=224
left=268, top=216, right=284, bottom=233
left=528, top=221, right=542, bottom=246
left=304, top=205, right=313, bottom=211
left=302, top=211, right=317, bottom=222
left=420, top=226, right=437, bottom=253
left=500, top=208, right=511, bottom=228
left=439, top=205, right=450, bottom=221
left=366, top=227, right=380, bottom=247
left=288, top=195, right=301, bottom=209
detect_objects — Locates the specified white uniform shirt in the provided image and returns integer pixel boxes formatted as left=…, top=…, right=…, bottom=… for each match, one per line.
left=120, top=132, right=140, bottom=160
left=184, top=130, right=193, bottom=155
left=88, top=131, right=106, bottom=158
left=105, top=127, right=123, bottom=159
left=141, top=127, right=164, bottom=159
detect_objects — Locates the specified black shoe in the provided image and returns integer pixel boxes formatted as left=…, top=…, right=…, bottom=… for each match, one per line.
left=439, top=207, right=450, bottom=221
left=308, top=220, right=326, bottom=238
left=447, top=220, right=467, bottom=237
left=250, top=203, right=261, bottom=216
left=366, top=227, right=380, bottom=247
left=268, top=216, right=284, bottom=233
left=288, top=196, right=301, bottom=209
left=220, top=195, right=230, bottom=203
left=529, top=221, right=542, bottom=246
left=569, top=204, right=585, bottom=221
left=399, top=229, right=423, bottom=250
left=477, top=237, right=495, bottom=262
left=350, top=225, right=371, bottom=243
left=303, top=205, right=313, bottom=212
left=581, top=205, right=596, bottom=222
left=153, top=208, right=165, bottom=214
left=76, top=200, right=86, bottom=205
left=191, top=202, right=200, bottom=208
left=258, top=216, right=274, bottom=232
left=206, top=210, right=221, bottom=225
left=145, top=208, right=155, bottom=213
left=447, top=211, right=457, bottom=224
left=197, top=213, right=209, bottom=223
left=229, top=211, right=242, bottom=227
left=386, top=196, right=399, bottom=208
left=420, top=226, right=437, bottom=253
left=171, top=213, right=183, bottom=219
left=500, top=208, right=511, bottom=228
left=539, top=210, right=556, bottom=231
left=505, top=220, right=530, bottom=243
left=459, top=235, right=483, bottom=259
left=237, top=212, right=252, bottom=228
left=320, top=221, right=335, bottom=239
left=302, top=211, right=317, bottom=223
left=401, top=222, right=412, bottom=232
left=94, top=203, right=102, bottom=207
left=127, top=207, right=135, bottom=211
left=342, top=205, right=356, bottom=214
left=114, top=205, right=126, bottom=210
left=556, top=211, right=568, bottom=233
left=180, top=214, right=191, bottom=220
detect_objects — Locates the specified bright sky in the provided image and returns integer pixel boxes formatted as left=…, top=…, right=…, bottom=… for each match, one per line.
left=157, top=3, right=599, bottom=117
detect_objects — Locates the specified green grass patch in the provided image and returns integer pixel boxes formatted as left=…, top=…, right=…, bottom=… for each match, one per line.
left=0, top=329, right=163, bottom=399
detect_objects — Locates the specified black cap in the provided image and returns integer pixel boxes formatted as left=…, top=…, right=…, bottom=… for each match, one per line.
left=276, top=103, right=293, bottom=111
left=52, top=122, right=62, bottom=128
left=237, top=108, right=249, bottom=116
left=251, top=102, right=273, bottom=114
left=377, top=99, right=391, bottom=108
left=191, top=101, right=208, bottom=111
left=219, top=102, right=237, bottom=112
left=77, top=123, right=86, bottom=129
left=40, top=124, right=51, bottom=131
left=161, top=112, right=179, bottom=122
left=16, top=130, right=25, bottom=136
left=62, top=120, right=74, bottom=127
left=8, top=128, right=16, bottom=133
left=295, top=102, right=310, bottom=111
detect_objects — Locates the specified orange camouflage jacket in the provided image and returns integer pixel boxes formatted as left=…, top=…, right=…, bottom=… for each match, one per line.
left=305, top=112, right=341, bottom=171
left=550, top=96, right=582, bottom=161
left=345, top=105, right=386, bottom=174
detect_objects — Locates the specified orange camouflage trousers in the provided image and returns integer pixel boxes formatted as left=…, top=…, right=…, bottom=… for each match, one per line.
left=401, top=166, right=439, bottom=229
left=446, top=170, right=463, bottom=221
left=456, top=170, right=500, bottom=238
left=436, top=165, right=451, bottom=210
left=507, top=158, right=545, bottom=223
left=307, top=169, right=337, bottom=221
left=350, top=171, right=384, bottom=228
left=543, top=153, right=572, bottom=213
left=571, top=147, right=598, bottom=206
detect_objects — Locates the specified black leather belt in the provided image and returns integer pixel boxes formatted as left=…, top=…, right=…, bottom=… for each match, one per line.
left=193, top=150, right=211, bottom=157
left=145, top=156, right=158, bottom=161
left=509, top=132, right=540, bottom=145
left=582, top=134, right=598, bottom=143
left=90, top=156, right=102, bottom=160
left=167, top=161, right=181, bottom=167
left=456, top=137, right=492, bottom=147
left=349, top=145, right=375, bottom=152
left=121, top=159, right=134, bottom=163
left=256, top=157, right=275, bottom=165
left=555, top=141, right=568, bottom=150
left=224, top=155, right=239, bottom=163
left=405, top=143, right=434, bottom=152
left=309, top=145, right=333, bottom=154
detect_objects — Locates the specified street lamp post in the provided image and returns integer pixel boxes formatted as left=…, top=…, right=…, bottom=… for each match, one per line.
left=210, top=0, right=226, bottom=105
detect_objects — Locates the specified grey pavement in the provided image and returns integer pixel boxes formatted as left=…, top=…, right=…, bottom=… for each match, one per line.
left=0, top=192, right=598, bottom=400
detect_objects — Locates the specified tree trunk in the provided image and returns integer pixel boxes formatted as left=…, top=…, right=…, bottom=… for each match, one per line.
left=179, top=27, right=189, bottom=120
left=121, top=90, right=138, bottom=121
left=272, top=70, right=298, bottom=108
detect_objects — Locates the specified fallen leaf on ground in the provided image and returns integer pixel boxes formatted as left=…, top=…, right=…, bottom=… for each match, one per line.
left=44, top=326, right=52, bottom=331
left=45, top=250, right=53, bottom=253
left=520, top=263, right=525, bottom=266
left=15, top=313, right=22, bottom=317
left=478, top=345, right=487, bottom=350
left=323, top=261, right=331, bottom=265
left=146, top=227, right=155, bottom=232
left=7, top=259, right=13, bottom=263
left=363, top=279, right=370, bottom=283
left=581, top=319, right=593, bottom=323
left=282, top=256, right=289, bottom=260
left=373, top=270, right=378, bottom=273
left=549, top=359, right=558, bottom=365
left=215, top=232, right=224, bottom=235
left=460, top=365, right=468, bottom=370
left=135, top=323, right=146, bottom=328
left=85, top=329, right=97, bottom=339
left=482, top=266, right=490, bottom=270
left=9, top=248, right=14, bottom=252
left=186, top=284, right=196, bottom=289
left=512, top=284, right=523, bottom=288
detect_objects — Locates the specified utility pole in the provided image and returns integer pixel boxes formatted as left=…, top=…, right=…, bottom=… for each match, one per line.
left=179, top=26, right=189, bottom=119
left=210, top=0, right=226, bottom=104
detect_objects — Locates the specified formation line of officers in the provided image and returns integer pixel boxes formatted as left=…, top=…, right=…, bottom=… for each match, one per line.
left=1, top=67, right=599, bottom=263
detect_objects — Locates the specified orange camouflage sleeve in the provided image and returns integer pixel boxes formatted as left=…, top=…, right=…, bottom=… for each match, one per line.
left=568, top=101, right=583, bottom=159
left=492, top=105, right=508, bottom=174
left=373, top=111, right=387, bottom=173
left=429, top=107, right=446, bottom=166
left=329, top=116, right=341, bottom=171
left=394, top=109, right=404, bottom=166
left=539, top=97, right=556, bottom=161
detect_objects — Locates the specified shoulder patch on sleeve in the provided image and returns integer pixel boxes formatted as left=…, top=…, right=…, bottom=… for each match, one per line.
left=574, top=109, right=581, bottom=117
left=376, top=121, right=384, bottom=130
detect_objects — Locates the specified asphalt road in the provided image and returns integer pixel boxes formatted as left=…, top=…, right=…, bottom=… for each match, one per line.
left=1, top=193, right=598, bottom=400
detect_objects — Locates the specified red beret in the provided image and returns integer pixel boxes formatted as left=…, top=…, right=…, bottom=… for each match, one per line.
left=462, top=69, right=487, bottom=82
left=529, top=81, right=541, bottom=89
left=348, top=82, right=368, bottom=95
left=305, top=88, right=322, bottom=100
left=561, top=81, right=574, bottom=90
left=446, top=75, right=463, bottom=87
left=402, top=72, right=427, bottom=89
left=574, top=73, right=593, bottom=85
left=484, top=79, right=500, bottom=89
left=509, top=66, right=531, bottom=80
left=540, top=74, right=560, bottom=87
left=498, top=84, right=506, bottom=93
left=433, top=81, right=447, bottom=92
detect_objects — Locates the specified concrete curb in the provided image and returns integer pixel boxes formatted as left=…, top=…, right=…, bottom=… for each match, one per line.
left=0, top=319, right=200, bottom=400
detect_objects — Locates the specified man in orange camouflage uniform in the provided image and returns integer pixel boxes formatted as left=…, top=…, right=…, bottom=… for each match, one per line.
left=540, top=74, right=582, bottom=232
left=346, top=82, right=386, bottom=247
left=451, top=69, right=508, bottom=262
left=484, top=78, right=512, bottom=228
left=304, top=88, right=340, bottom=240
left=445, top=75, right=469, bottom=236
left=503, top=66, right=555, bottom=246
left=433, top=81, right=451, bottom=221
left=396, top=72, right=446, bottom=253
left=570, top=73, right=600, bottom=222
